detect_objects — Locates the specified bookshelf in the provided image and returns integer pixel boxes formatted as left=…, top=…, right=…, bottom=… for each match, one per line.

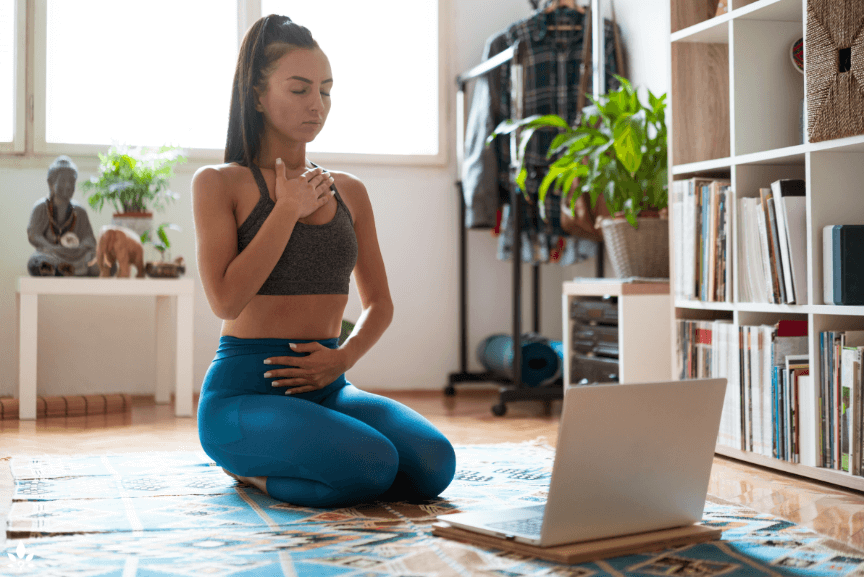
left=668, top=0, right=864, bottom=492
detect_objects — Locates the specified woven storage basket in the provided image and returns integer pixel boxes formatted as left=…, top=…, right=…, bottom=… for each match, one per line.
left=806, top=0, right=864, bottom=143
left=598, top=216, right=669, bottom=278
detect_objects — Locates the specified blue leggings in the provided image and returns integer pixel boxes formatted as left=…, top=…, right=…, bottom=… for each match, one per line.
left=198, top=336, right=457, bottom=508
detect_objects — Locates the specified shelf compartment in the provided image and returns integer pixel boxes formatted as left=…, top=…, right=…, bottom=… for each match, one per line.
left=671, top=0, right=726, bottom=35
left=808, top=151, right=864, bottom=306
left=671, top=42, right=730, bottom=166
left=732, top=18, right=805, bottom=157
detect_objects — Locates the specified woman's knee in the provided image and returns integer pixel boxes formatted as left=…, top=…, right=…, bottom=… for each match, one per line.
left=414, top=435, right=457, bottom=497
left=334, top=432, right=400, bottom=495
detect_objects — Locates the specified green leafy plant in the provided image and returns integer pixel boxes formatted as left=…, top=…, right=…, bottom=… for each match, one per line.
left=141, top=222, right=182, bottom=262
left=81, top=144, right=187, bottom=214
left=487, top=75, right=668, bottom=228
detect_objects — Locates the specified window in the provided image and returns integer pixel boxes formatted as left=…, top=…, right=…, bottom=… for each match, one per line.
left=5, top=1, right=444, bottom=164
left=261, top=1, right=440, bottom=157
left=0, top=0, right=22, bottom=152
left=42, top=0, right=237, bottom=152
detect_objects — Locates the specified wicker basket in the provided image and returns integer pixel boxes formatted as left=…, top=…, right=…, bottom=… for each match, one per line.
left=806, top=0, right=864, bottom=143
left=598, top=216, right=669, bottom=278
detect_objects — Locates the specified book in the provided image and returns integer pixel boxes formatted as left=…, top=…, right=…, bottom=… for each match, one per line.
left=760, top=188, right=786, bottom=304
left=770, top=179, right=806, bottom=304
left=833, top=225, right=864, bottom=305
left=824, top=226, right=836, bottom=305
left=756, top=205, right=776, bottom=304
left=798, top=375, right=819, bottom=467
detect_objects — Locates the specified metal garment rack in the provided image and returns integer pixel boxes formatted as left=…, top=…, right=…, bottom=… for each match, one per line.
left=446, top=40, right=602, bottom=416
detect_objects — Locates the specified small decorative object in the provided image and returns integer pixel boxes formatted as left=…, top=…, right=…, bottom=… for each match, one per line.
left=790, top=38, right=804, bottom=74
left=26, top=155, right=100, bottom=276
left=142, top=222, right=184, bottom=277
left=488, top=75, right=669, bottom=277
left=145, top=257, right=186, bottom=278
left=87, top=225, right=146, bottom=278
left=81, top=143, right=187, bottom=239
left=715, top=0, right=729, bottom=17
left=806, top=0, right=864, bottom=143
left=791, top=37, right=805, bottom=144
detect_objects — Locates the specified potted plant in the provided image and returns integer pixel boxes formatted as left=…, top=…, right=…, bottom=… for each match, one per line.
left=81, top=144, right=187, bottom=239
left=487, top=75, right=669, bottom=278
left=142, top=222, right=185, bottom=278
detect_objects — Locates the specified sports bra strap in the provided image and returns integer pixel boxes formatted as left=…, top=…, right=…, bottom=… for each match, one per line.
left=248, top=163, right=270, bottom=201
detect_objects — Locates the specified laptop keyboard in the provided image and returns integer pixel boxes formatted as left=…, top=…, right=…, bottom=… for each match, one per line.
left=486, top=515, right=543, bottom=536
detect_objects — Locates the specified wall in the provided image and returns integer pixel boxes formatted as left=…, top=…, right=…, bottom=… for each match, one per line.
left=0, top=0, right=669, bottom=400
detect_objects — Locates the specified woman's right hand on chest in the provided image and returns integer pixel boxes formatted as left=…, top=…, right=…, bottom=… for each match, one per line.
left=274, top=158, right=335, bottom=219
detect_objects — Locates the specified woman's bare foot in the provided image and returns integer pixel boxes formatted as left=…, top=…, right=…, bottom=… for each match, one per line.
left=222, top=467, right=269, bottom=496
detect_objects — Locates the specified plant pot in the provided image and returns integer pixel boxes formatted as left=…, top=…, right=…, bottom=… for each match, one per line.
left=112, top=212, right=153, bottom=239
left=598, top=215, right=669, bottom=278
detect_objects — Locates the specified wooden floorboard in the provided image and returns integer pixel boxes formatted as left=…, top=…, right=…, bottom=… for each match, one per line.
left=1, top=386, right=863, bottom=553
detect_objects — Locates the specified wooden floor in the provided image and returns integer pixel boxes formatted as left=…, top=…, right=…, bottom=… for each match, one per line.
left=1, top=386, right=863, bottom=553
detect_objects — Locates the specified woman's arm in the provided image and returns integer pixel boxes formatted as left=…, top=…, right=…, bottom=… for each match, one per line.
left=338, top=176, right=394, bottom=369
left=192, top=166, right=301, bottom=320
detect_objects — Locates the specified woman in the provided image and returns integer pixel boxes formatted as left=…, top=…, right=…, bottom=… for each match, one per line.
left=192, top=14, right=456, bottom=508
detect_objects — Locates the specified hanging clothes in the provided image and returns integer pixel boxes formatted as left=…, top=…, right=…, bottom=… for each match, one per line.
left=461, top=6, right=624, bottom=266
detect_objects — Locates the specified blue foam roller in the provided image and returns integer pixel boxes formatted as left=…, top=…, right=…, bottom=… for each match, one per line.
left=476, top=334, right=561, bottom=387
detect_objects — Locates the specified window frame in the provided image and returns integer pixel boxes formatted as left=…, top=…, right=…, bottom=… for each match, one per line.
left=6, top=0, right=449, bottom=167
left=0, top=0, right=27, bottom=153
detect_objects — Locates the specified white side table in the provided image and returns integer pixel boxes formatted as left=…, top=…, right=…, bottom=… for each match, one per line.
left=16, top=276, right=195, bottom=420
left=562, top=280, right=672, bottom=387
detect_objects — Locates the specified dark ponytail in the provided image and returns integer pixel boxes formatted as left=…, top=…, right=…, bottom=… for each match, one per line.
left=224, top=14, right=319, bottom=167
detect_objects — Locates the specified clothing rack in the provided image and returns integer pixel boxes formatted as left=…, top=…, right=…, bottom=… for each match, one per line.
left=446, top=40, right=602, bottom=415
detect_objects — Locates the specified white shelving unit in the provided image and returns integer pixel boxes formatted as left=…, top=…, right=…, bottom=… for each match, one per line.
left=668, top=0, right=864, bottom=492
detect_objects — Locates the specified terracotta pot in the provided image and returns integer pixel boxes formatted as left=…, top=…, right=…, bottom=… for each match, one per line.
left=111, top=212, right=153, bottom=239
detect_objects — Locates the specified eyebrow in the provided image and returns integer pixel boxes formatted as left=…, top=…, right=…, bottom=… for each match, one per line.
left=289, top=76, right=333, bottom=84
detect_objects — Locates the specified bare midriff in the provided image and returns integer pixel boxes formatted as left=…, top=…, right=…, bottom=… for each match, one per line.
left=220, top=294, right=348, bottom=340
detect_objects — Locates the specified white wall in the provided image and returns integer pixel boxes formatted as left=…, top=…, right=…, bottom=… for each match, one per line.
left=0, top=0, right=669, bottom=399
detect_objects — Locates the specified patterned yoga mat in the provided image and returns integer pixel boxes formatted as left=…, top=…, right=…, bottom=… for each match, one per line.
left=2, top=441, right=864, bottom=576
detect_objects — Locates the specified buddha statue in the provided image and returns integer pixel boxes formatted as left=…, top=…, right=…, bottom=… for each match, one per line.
left=26, top=155, right=101, bottom=276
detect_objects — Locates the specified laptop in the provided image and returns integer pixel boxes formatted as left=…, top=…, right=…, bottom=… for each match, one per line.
left=436, top=378, right=727, bottom=548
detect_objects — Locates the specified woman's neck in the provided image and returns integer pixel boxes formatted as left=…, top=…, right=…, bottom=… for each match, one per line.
left=257, top=135, right=308, bottom=171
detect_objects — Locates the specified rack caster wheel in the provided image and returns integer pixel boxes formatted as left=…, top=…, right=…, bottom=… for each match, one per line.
left=492, top=403, right=507, bottom=416
left=444, top=386, right=456, bottom=396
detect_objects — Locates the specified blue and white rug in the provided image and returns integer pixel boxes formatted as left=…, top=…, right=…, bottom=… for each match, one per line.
left=2, top=441, right=862, bottom=576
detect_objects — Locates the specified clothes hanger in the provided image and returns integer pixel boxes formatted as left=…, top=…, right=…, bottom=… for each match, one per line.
left=542, top=0, right=584, bottom=31
left=543, top=0, right=585, bottom=15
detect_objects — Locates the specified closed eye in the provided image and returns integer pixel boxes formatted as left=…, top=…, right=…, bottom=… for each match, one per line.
left=292, top=90, right=330, bottom=96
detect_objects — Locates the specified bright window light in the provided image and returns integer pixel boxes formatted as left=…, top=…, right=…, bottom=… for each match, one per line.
left=45, top=0, right=237, bottom=149
left=260, top=1, right=439, bottom=155
left=0, top=0, right=13, bottom=143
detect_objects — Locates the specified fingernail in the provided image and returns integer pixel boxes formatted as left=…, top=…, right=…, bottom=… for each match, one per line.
left=263, top=372, right=272, bottom=378
left=289, top=343, right=296, bottom=349
left=276, top=158, right=282, bottom=165
left=263, top=359, right=272, bottom=364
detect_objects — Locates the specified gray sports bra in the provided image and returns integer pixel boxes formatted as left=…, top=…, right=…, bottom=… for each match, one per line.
left=236, top=161, right=358, bottom=295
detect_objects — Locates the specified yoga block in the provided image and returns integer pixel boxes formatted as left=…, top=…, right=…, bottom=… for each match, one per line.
left=83, top=394, right=107, bottom=415
left=64, top=395, right=87, bottom=417
left=41, top=395, right=66, bottom=418
left=0, top=398, right=18, bottom=419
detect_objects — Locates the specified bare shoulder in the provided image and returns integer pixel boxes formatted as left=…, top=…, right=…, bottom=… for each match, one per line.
left=191, top=162, right=248, bottom=207
left=330, top=170, right=370, bottom=224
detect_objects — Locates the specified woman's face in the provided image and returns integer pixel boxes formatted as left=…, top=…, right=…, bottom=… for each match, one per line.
left=256, top=47, right=333, bottom=142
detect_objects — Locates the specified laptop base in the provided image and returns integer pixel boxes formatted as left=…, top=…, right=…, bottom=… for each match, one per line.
left=431, top=521, right=722, bottom=564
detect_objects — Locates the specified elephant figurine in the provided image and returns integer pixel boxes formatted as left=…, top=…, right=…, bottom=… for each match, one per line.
left=87, top=225, right=146, bottom=278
